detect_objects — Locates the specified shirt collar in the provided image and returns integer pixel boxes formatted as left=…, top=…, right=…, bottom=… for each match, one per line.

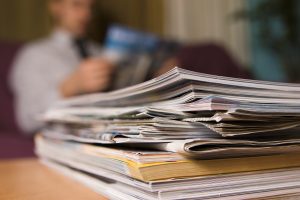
left=50, top=28, right=74, bottom=47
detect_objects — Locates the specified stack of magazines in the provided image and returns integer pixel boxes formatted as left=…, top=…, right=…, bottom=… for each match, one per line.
left=36, top=67, right=300, bottom=199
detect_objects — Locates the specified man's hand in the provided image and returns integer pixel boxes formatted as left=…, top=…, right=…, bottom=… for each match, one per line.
left=60, top=58, right=115, bottom=97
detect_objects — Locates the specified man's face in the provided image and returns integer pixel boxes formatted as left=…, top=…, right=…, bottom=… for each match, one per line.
left=50, top=0, right=94, bottom=37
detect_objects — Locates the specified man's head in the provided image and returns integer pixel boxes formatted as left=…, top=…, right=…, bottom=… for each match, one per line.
left=49, top=0, right=94, bottom=37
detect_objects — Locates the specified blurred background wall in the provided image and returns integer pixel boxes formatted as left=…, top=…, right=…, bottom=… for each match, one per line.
left=0, top=0, right=163, bottom=42
left=164, top=0, right=249, bottom=68
left=0, top=0, right=299, bottom=82
left=0, top=0, right=249, bottom=70
left=0, top=1, right=51, bottom=42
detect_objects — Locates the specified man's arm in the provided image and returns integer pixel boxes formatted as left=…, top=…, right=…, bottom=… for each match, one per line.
left=60, top=58, right=114, bottom=97
left=10, top=47, right=62, bottom=134
left=10, top=48, right=115, bottom=134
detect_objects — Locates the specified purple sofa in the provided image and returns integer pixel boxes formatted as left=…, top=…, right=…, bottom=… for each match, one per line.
left=0, top=41, right=34, bottom=159
left=176, top=43, right=251, bottom=79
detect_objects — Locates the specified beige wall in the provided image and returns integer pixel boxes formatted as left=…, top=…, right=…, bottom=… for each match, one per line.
left=164, top=0, right=250, bottom=67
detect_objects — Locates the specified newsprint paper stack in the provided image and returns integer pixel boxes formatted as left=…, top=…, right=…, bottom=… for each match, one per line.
left=36, top=67, right=300, bottom=199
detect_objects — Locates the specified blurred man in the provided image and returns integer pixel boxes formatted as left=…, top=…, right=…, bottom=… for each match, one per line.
left=10, top=0, right=115, bottom=134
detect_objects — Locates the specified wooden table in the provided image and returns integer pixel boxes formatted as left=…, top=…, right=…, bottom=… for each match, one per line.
left=0, top=158, right=107, bottom=200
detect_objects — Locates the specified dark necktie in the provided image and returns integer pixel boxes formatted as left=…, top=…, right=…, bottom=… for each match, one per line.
left=73, top=38, right=90, bottom=59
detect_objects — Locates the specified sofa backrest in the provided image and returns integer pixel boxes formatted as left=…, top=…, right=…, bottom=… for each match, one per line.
left=176, top=43, right=251, bottom=79
left=0, top=41, right=23, bottom=132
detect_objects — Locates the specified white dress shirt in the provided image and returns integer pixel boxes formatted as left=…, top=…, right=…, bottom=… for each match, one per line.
left=10, top=30, right=101, bottom=134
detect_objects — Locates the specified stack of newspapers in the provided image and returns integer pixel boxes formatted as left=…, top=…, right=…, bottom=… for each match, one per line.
left=36, top=67, right=300, bottom=199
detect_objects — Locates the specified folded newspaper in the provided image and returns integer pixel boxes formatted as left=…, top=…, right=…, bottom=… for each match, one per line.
left=42, top=67, right=300, bottom=158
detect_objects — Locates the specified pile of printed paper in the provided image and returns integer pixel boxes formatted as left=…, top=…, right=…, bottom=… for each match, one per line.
left=36, top=67, right=300, bottom=199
